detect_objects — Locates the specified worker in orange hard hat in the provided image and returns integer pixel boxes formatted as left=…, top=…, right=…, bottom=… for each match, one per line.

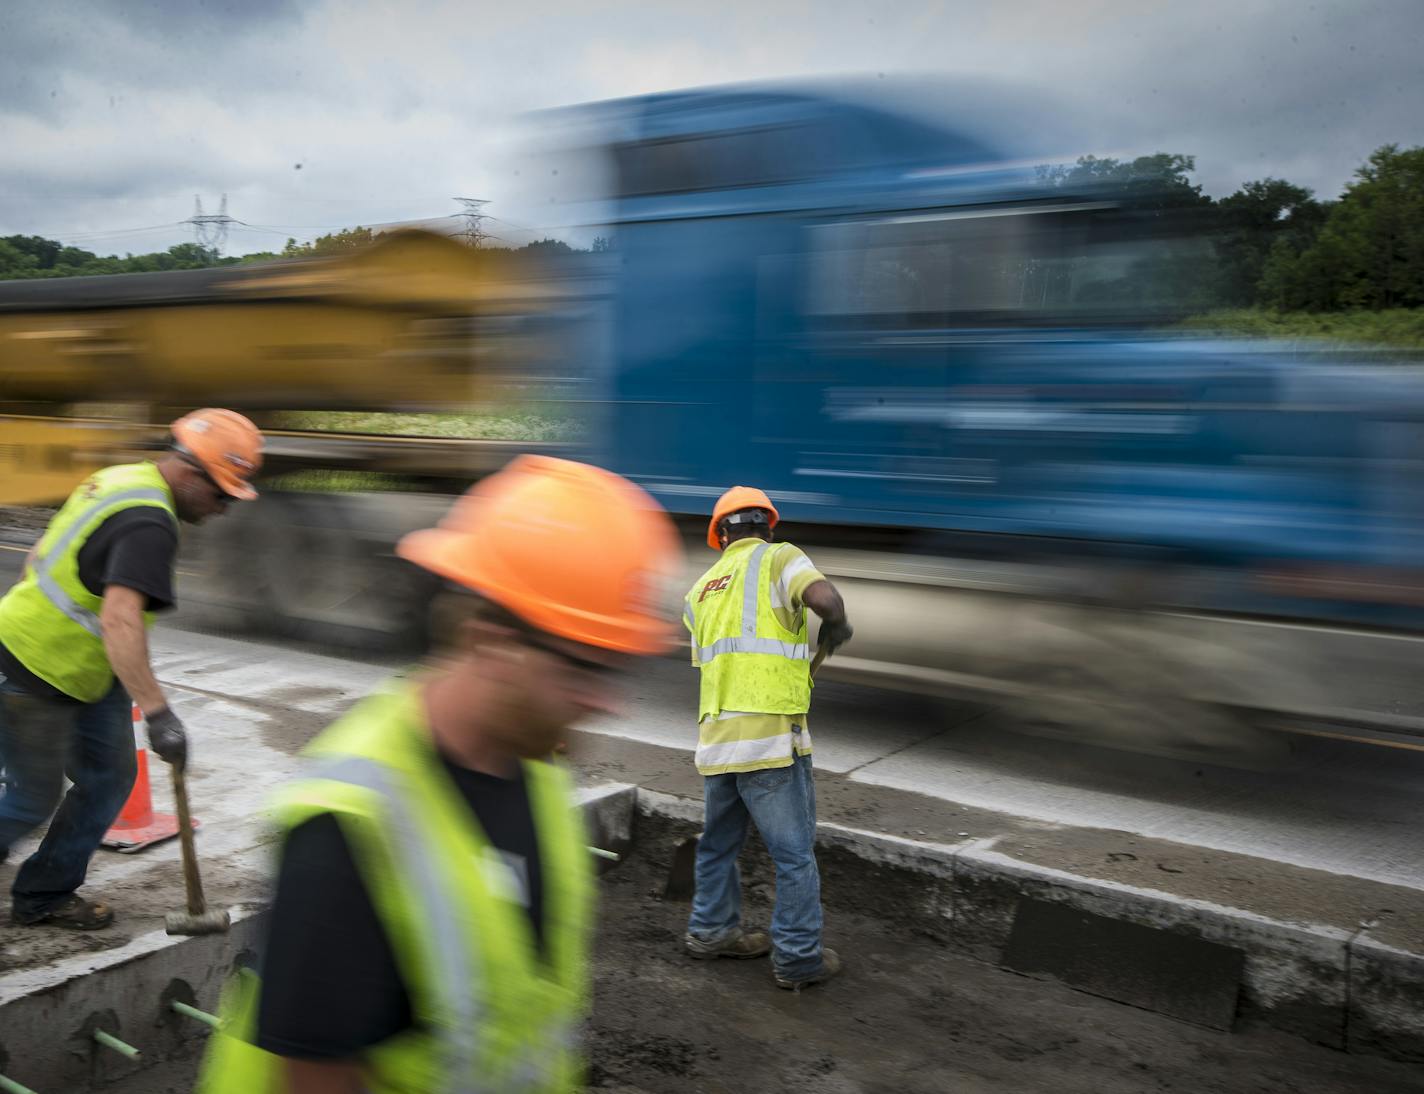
left=198, top=455, right=682, bottom=1094
left=683, top=485, right=852, bottom=990
left=0, top=409, right=262, bottom=929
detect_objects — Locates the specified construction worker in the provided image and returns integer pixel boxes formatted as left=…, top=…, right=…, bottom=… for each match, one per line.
left=197, top=455, right=682, bottom=1094
left=0, top=409, right=262, bottom=929
left=683, top=486, right=852, bottom=990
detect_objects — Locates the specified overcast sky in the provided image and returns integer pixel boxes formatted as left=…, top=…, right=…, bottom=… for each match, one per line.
left=1, top=0, right=1420, bottom=256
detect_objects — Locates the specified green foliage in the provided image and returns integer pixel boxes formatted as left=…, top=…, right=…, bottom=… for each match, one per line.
left=1037, top=152, right=1213, bottom=211
left=281, top=226, right=381, bottom=257
left=1178, top=307, right=1424, bottom=350
left=1259, top=145, right=1424, bottom=310
left=274, top=410, right=581, bottom=442
left=0, top=236, right=236, bottom=279
left=3, top=142, right=1418, bottom=329
left=519, top=238, right=577, bottom=256
left=1213, top=178, right=1326, bottom=306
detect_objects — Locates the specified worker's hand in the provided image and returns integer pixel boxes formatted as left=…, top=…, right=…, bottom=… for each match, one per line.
left=818, top=619, right=853, bottom=655
left=146, top=707, right=189, bottom=770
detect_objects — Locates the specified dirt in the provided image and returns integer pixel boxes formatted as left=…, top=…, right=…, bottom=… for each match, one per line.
left=35, top=824, right=1424, bottom=1094
left=568, top=729, right=1424, bottom=947
left=584, top=830, right=1421, bottom=1094
left=0, top=856, right=270, bottom=977
left=256, top=703, right=343, bottom=755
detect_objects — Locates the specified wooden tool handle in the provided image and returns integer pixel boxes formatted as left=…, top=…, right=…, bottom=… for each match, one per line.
left=170, top=766, right=207, bottom=916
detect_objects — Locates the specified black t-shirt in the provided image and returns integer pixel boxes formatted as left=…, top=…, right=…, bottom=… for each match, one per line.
left=255, top=756, right=545, bottom=1060
left=0, top=508, right=178, bottom=702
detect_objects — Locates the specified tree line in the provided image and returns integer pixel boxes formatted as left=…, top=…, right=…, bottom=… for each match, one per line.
left=1037, top=144, right=1424, bottom=311
left=1, top=143, right=1419, bottom=314
left=0, top=228, right=603, bottom=282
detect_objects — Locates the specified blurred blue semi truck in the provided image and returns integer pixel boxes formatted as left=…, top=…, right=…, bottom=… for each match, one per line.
left=5, top=83, right=1423, bottom=746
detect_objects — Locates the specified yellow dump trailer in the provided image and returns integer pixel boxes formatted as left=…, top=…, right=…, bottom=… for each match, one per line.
left=0, top=230, right=553, bottom=506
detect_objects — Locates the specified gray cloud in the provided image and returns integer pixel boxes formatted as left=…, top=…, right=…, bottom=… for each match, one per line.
left=1, top=0, right=1420, bottom=254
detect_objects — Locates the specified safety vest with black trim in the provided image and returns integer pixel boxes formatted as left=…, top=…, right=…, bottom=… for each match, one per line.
left=196, top=684, right=593, bottom=1094
left=0, top=462, right=176, bottom=702
left=685, top=539, right=813, bottom=770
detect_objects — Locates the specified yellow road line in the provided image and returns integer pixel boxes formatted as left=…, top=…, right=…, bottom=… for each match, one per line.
left=1273, top=724, right=1424, bottom=753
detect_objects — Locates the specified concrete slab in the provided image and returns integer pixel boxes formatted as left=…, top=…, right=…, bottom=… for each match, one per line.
left=952, top=844, right=1354, bottom=1048
left=632, top=793, right=1400, bottom=1056
left=1001, top=896, right=1245, bottom=1031
left=849, top=712, right=1424, bottom=890
left=1347, top=933, right=1424, bottom=1062
left=0, top=784, right=639, bottom=1093
left=4, top=623, right=1422, bottom=1074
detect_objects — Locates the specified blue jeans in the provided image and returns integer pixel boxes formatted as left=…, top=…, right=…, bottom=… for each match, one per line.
left=0, top=673, right=136, bottom=920
left=688, top=752, right=824, bottom=980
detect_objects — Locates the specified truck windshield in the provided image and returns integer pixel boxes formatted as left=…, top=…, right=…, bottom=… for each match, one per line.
left=805, top=204, right=1217, bottom=327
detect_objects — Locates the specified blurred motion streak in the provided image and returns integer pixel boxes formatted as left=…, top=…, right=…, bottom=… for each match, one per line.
left=5, top=79, right=1424, bottom=751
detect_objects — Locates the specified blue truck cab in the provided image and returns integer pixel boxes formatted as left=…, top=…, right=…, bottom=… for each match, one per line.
left=568, top=85, right=1424, bottom=629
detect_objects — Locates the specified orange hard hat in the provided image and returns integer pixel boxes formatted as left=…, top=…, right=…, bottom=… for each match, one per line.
left=707, top=486, right=779, bottom=550
left=397, top=455, right=684, bottom=654
left=171, top=409, right=263, bottom=500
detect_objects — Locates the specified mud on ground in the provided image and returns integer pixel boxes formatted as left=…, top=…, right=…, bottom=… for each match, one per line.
left=587, top=815, right=1419, bottom=1094
left=57, top=812, right=1424, bottom=1094
left=0, top=855, right=268, bottom=977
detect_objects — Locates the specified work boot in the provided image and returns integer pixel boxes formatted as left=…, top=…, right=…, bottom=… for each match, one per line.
left=12, top=893, right=114, bottom=930
left=774, top=947, right=842, bottom=991
left=684, top=928, right=771, bottom=960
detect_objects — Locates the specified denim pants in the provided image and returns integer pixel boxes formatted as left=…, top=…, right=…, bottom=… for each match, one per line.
left=0, top=672, right=136, bottom=919
left=688, top=752, right=824, bottom=980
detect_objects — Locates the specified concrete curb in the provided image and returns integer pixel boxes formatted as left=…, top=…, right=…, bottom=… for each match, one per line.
left=0, top=782, right=642, bottom=1093
left=0, top=908, right=267, bottom=1093
left=636, top=788, right=1421, bottom=1062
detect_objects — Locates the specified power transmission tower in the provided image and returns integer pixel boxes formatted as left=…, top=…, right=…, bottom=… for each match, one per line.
left=186, top=194, right=235, bottom=254
left=453, top=197, right=490, bottom=247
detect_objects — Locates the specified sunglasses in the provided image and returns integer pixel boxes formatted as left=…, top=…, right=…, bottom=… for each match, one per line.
left=520, top=632, right=624, bottom=678
left=181, top=456, right=236, bottom=500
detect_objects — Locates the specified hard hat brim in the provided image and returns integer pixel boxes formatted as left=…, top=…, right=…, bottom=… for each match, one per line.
left=397, top=526, right=676, bottom=655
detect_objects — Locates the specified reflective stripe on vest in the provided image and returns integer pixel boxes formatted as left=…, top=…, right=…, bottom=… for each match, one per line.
left=31, top=487, right=170, bottom=636
left=694, top=715, right=813, bottom=771
left=686, top=540, right=813, bottom=771
left=696, top=636, right=811, bottom=664
left=308, top=755, right=487, bottom=1093
left=195, top=686, right=591, bottom=1094
left=0, top=464, right=175, bottom=701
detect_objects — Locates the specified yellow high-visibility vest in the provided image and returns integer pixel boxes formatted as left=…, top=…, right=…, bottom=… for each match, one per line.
left=0, top=462, right=175, bottom=701
left=197, top=685, right=594, bottom=1094
left=685, top=539, right=814, bottom=774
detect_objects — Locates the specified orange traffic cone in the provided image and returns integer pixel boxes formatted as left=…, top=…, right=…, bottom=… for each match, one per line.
left=102, top=704, right=194, bottom=853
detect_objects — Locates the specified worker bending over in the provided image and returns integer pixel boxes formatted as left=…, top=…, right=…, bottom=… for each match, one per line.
left=0, top=409, right=262, bottom=929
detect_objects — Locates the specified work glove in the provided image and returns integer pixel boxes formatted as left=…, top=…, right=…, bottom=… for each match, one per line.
left=818, top=619, right=853, bottom=655
left=146, top=706, right=189, bottom=770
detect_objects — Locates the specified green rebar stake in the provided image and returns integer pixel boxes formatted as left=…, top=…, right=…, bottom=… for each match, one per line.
left=588, top=846, right=620, bottom=862
left=171, top=1000, right=223, bottom=1030
left=92, top=1029, right=140, bottom=1060
left=0, top=1074, right=40, bottom=1094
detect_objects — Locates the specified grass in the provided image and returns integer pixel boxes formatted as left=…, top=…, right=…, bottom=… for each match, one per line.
left=1177, top=308, right=1424, bottom=351
left=262, top=408, right=582, bottom=493
left=258, top=470, right=435, bottom=493
left=272, top=409, right=580, bottom=443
